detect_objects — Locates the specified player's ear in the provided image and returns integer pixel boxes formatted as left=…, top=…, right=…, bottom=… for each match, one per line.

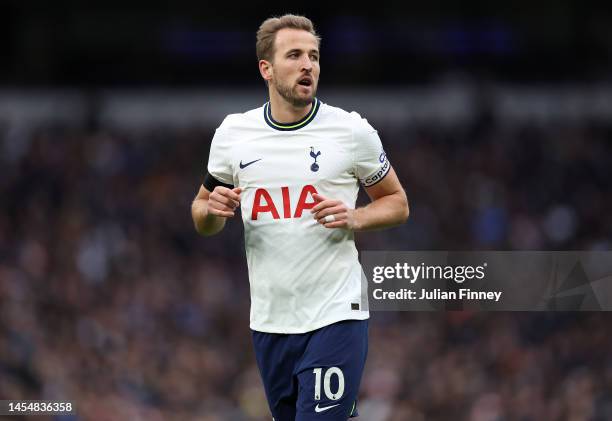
left=259, top=60, right=273, bottom=82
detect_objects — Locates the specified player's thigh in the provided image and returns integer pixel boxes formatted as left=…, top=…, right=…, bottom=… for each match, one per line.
left=252, top=331, right=301, bottom=421
left=295, top=319, right=368, bottom=421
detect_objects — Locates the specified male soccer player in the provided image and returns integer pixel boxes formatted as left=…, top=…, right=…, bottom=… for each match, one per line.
left=191, top=14, right=409, bottom=421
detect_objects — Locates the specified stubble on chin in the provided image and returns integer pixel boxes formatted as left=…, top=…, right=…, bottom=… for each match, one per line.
left=273, top=80, right=315, bottom=108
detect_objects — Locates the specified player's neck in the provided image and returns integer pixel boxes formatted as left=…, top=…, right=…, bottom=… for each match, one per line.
left=268, top=91, right=313, bottom=123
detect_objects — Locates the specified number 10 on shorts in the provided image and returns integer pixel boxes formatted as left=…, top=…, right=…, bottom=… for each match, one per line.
left=313, top=367, right=345, bottom=401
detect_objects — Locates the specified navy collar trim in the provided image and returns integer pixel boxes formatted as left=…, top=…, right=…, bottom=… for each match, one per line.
left=264, top=98, right=320, bottom=131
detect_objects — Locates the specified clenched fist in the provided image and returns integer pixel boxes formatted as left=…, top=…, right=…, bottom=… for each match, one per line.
left=207, top=186, right=242, bottom=218
left=311, top=193, right=357, bottom=229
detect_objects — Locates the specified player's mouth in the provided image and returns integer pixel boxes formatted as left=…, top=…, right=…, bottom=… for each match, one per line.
left=297, top=76, right=313, bottom=88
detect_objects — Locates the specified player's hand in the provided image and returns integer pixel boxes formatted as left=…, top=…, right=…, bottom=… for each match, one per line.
left=311, top=193, right=356, bottom=229
left=207, top=186, right=242, bottom=218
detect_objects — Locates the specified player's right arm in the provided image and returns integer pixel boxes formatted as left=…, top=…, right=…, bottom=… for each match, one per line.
left=193, top=116, right=239, bottom=236
left=191, top=184, right=242, bottom=236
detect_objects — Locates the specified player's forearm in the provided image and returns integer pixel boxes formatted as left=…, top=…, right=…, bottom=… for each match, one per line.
left=191, top=199, right=227, bottom=236
left=352, top=191, right=409, bottom=231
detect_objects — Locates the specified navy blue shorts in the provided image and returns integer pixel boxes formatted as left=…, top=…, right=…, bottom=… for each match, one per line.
left=252, top=319, right=368, bottom=421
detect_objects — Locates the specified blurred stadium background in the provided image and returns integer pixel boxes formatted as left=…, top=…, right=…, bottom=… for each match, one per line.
left=1, top=2, right=612, bottom=420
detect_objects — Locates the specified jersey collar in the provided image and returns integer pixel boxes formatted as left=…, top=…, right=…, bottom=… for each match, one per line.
left=264, top=98, right=321, bottom=131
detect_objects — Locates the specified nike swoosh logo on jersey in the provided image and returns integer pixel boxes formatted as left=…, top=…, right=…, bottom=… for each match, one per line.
left=314, top=403, right=340, bottom=413
left=239, top=158, right=262, bottom=169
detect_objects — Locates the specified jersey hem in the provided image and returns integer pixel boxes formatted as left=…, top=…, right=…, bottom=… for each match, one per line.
left=250, top=312, right=370, bottom=334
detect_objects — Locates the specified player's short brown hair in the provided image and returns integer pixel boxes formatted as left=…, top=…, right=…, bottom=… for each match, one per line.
left=256, top=14, right=321, bottom=62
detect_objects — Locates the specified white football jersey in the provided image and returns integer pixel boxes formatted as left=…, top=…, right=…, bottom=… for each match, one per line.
left=205, top=98, right=390, bottom=333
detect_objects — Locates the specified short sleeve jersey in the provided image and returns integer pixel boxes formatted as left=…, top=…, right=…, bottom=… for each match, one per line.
left=205, top=98, right=391, bottom=333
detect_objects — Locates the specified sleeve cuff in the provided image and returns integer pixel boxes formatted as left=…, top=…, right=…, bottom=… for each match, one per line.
left=203, top=172, right=234, bottom=191
left=360, top=162, right=391, bottom=187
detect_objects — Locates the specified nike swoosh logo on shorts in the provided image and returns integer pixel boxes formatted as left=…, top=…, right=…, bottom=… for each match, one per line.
left=314, top=403, right=340, bottom=413
left=239, top=158, right=262, bottom=169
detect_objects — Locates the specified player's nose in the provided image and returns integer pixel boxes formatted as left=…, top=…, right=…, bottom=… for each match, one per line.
left=300, top=56, right=313, bottom=72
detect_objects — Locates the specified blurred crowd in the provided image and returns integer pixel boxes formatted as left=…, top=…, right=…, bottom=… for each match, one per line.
left=0, top=107, right=611, bottom=420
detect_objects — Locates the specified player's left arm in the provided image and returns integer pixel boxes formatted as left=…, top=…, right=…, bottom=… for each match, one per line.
left=312, top=166, right=409, bottom=231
